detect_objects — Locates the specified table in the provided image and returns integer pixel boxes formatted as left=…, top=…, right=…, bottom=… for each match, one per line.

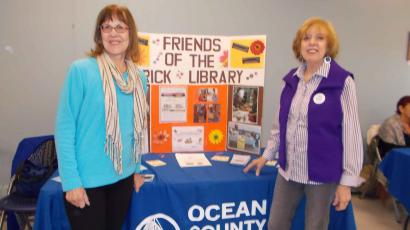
left=379, top=148, right=410, bottom=229
left=380, top=148, right=410, bottom=211
left=34, top=152, right=356, bottom=230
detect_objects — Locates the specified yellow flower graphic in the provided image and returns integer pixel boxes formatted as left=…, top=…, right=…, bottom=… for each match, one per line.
left=209, top=129, right=224, bottom=145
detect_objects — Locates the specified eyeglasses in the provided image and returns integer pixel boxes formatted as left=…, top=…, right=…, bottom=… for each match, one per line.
left=100, top=24, right=129, bottom=33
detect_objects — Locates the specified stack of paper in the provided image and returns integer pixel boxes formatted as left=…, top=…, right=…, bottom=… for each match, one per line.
left=230, top=154, right=251, bottom=166
left=175, top=153, right=212, bottom=168
left=146, top=160, right=167, bottom=167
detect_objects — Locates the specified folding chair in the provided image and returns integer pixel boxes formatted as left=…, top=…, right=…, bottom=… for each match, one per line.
left=359, top=125, right=381, bottom=198
left=0, top=135, right=57, bottom=230
left=369, top=136, right=408, bottom=223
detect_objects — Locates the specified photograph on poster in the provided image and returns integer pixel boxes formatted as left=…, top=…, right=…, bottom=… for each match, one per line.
left=160, top=86, right=187, bottom=123
left=198, top=88, right=218, bottom=102
left=172, top=126, right=204, bottom=152
left=227, top=122, right=261, bottom=154
left=232, top=86, right=258, bottom=124
left=193, top=104, right=207, bottom=123
left=207, top=104, right=221, bottom=123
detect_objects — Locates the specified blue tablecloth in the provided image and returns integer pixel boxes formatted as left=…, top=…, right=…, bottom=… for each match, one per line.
left=380, top=148, right=410, bottom=212
left=34, top=152, right=356, bottom=230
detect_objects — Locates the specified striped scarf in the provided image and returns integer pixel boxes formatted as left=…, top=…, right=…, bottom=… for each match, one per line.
left=97, top=52, right=148, bottom=174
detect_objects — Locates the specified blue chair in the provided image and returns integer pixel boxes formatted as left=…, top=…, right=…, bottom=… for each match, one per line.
left=0, top=135, right=56, bottom=230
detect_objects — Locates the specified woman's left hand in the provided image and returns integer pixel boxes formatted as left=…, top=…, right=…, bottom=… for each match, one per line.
left=133, top=173, right=145, bottom=192
left=332, top=185, right=351, bottom=211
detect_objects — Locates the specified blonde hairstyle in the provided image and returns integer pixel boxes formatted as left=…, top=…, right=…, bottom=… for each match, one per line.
left=292, top=17, right=339, bottom=62
left=88, top=4, right=140, bottom=63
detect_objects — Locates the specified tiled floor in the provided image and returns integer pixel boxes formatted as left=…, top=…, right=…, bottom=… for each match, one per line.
left=352, top=194, right=407, bottom=230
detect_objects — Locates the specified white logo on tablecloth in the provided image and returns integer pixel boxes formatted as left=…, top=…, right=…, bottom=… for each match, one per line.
left=135, top=213, right=180, bottom=230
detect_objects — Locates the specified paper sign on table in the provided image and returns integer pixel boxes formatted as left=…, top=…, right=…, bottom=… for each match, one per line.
left=265, top=160, right=277, bottom=167
left=51, top=176, right=61, bottom=183
left=142, top=174, right=155, bottom=182
left=140, top=165, right=148, bottom=171
left=146, top=160, right=167, bottom=167
left=211, top=155, right=230, bottom=162
left=175, top=153, right=212, bottom=167
left=230, top=154, right=251, bottom=166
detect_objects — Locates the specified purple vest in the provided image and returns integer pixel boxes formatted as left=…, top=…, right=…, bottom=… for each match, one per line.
left=278, top=60, right=353, bottom=183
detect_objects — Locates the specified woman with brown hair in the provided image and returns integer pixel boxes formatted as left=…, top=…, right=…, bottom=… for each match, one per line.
left=55, top=4, right=148, bottom=229
left=378, top=95, right=410, bottom=157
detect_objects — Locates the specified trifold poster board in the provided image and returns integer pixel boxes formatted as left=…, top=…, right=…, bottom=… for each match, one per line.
left=139, top=33, right=266, bottom=154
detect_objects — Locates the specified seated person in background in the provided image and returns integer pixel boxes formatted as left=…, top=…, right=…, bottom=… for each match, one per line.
left=378, top=95, right=410, bottom=158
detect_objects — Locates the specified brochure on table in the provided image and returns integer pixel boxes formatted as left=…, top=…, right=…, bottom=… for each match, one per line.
left=175, top=153, right=212, bottom=168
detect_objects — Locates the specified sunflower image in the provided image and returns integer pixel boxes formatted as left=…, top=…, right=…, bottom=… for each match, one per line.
left=208, top=129, right=224, bottom=145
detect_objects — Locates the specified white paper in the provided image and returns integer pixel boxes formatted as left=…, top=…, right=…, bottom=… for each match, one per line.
left=143, top=129, right=149, bottom=153
left=265, top=160, right=277, bottom=167
left=172, top=126, right=204, bottom=152
left=145, top=160, right=167, bottom=167
left=211, top=155, right=230, bottom=162
left=142, top=174, right=155, bottom=182
left=175, top=153, right=212, bottom=167
left=140, top=165, right=147, bottom=171
left=159, top=87, right=187, bottom=122
left=51, top=176, right=61, bottom=183
left=230, top=154, right=251, bottom=165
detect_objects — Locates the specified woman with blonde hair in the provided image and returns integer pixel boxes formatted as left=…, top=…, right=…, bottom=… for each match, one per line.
left=244, top=17, right=363, bottom=230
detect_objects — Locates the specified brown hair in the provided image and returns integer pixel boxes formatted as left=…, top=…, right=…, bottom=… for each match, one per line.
left=292, top=17, right=339, bottom=62
left=396, top=95, right=410, bottom=114
left=88, top=4, right=140, bottom=63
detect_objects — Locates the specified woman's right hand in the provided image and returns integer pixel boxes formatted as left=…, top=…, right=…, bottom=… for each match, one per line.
left=243, top=157, right=267, bottom=176
left=65, top=187, right=90, bottom=209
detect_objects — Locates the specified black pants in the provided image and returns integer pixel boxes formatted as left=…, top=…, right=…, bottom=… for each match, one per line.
left=64, top=175, right=134, bottom=230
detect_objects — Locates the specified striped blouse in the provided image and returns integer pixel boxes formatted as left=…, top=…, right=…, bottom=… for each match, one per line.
left=262, top=60, right=363, bottom=186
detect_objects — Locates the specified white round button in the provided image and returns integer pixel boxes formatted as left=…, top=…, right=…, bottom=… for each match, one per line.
left=313, top=93, right=326, bottom=104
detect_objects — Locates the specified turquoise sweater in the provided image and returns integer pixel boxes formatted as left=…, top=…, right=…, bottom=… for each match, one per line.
left=55, top=58, right=148, bottom=191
